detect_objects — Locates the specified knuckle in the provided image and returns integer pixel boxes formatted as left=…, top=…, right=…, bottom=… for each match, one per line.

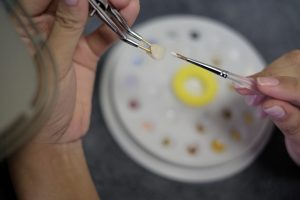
left=282, top=122, right=300, bottom=136
left=285, top=50, right=300, bottom=65
left=284, top=77, right=300, bottom=103
left=55, top=11, right=84, bottom=31
left=293, top=146, right=300, bottom=156
left=283, top=76, right=300, bottom=90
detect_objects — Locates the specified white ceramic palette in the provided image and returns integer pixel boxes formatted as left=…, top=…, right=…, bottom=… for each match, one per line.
left=100, top=15, right=273, bottom=182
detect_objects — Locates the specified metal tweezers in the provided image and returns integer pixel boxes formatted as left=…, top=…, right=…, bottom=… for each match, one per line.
left=88, top=0, right=152, bottom=53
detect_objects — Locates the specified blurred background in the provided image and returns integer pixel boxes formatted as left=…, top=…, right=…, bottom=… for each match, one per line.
left=1, top=0, right=300, bottom=199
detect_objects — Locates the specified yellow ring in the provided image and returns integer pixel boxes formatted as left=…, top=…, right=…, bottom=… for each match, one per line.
left=172, top=64, right=218, bottom=107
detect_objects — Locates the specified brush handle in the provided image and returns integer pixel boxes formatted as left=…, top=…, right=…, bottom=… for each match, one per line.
left=226, top=72, right=260, bottom=94
left=186, top=56, right=262, bottom=95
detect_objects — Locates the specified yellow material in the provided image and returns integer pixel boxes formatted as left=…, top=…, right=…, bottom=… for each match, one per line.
left=230, top=129, right=241, bottom=142
left=162, top=137, right=171, bottom=147
left=172, top=64, right=218, bottom=107
left=243, top=112, right=254, bottom=125
left=211, top=139, right=226, bottom=153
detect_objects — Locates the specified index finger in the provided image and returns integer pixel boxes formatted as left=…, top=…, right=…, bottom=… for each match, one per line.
left=85, top=0, right=140, bottom=58
left=251, top=50, right=300, bottom=79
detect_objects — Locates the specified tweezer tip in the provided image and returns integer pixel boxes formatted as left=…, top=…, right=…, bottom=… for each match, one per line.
left=170, top=52, right=188, bottom=61
left=138, top=45, right=151, bottom=53
left=142, top=38, right=152, bottom=46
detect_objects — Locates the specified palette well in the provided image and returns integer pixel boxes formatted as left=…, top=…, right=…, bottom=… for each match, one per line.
left=100, top=15, right=273, bottom=182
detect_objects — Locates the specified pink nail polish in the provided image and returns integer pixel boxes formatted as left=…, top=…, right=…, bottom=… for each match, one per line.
left=65, top=0, right=78, bottom=6
left=257, top=77, right=279, bottom=86
left=232, top=82, right=244, bottom=89
left=263, top=106, right=286, bottom=120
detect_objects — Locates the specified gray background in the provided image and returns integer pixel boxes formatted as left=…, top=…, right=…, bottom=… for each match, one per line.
left=84, top=0, right=300, bottom=200
left=1, top=0, right=300, bottom=199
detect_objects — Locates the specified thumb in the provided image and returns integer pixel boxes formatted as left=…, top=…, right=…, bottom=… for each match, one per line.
left=47, top=0, right=88, bottom=78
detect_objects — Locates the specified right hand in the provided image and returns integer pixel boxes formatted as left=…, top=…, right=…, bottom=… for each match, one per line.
left=235, top=50, right=300, bottom=165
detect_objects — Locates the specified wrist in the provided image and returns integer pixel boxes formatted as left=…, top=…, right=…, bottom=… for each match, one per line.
left=9, top=139, right=99, bottom=200
left=9, top=138, right=82, bottom=165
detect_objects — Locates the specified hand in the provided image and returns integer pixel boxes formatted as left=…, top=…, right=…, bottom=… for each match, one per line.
left=235, top=50, right=300, bottom=165
left=18, top=0, right=140, bottom=143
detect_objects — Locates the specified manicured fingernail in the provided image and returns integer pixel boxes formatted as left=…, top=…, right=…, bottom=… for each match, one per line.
left=65, top=0, right=78, bottom=6
left=257, top=77, right=279, bottom=86
left=232, top=78, right=254, bottom=89
left=232, top=82, right=244, bottom=89
left=263, top=106, right=286, bottom=120
left=245, top=95, right=257, bottom=106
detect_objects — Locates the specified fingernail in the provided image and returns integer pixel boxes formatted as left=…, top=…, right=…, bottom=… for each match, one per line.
left=245, top=95, right=257, bottom=106
left=257, top=77, right=279, bottom=86
left=232, top=78, right=254, bottom=89
left=65, top=0, right=78, bottom=6
left=263, top=106, right=286, bottom=120
left=232, top=82, right=244, bottom=89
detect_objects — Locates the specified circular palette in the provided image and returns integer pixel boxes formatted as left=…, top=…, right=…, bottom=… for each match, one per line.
left=100, top=15, right=273, bottom=182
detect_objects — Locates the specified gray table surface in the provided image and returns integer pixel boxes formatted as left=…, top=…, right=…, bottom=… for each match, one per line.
left=84, top=0, right=300, bottom=200
left=1, top=0, right=300, bottom=200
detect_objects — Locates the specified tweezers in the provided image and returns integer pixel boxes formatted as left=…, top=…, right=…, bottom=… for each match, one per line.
left=88, top=0, right=152, bottom=53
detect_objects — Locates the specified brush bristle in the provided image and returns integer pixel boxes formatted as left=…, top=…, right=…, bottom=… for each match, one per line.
left=170, top=52, right=178, bottom=57
left=171, top=52, right=188, bottom=60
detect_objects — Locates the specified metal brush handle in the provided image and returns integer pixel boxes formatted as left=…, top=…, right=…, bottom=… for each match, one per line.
left=226, top=72, right=259, bottom=93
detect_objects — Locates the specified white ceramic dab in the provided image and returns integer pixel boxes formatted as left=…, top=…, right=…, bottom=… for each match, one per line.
left=100, top=15, right=273, bottom=182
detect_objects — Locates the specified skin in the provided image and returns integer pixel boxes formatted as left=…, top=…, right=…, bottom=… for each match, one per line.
left=235, top=50, right=300, bottom=165
left=17, top=0, right=140, bottom=143
left=7, top=0, right=298, bottom=197
left=9, top=0, right=140, bottom=199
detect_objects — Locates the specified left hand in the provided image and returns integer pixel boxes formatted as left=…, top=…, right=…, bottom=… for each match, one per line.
left=17, top=0, right=140, bottom=143
left=235, top=50, right=300, bottom=165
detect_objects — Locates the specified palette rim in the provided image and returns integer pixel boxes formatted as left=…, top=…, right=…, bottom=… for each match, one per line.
left=99, top=14, right=273, bottom=182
